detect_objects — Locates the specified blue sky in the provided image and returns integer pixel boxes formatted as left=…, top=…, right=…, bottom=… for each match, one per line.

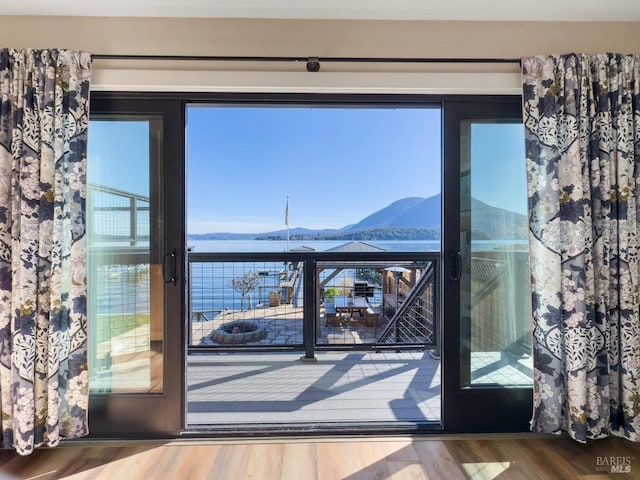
left=470, top=123, right=527, bottom=215
left=187, top=106, right=442, bottom=234
left=87, top=109, right=527, bottom=235
left=87, top=121, right=150, bottom=196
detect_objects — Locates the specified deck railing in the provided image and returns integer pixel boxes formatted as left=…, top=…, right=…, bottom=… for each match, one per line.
left=187, top=251, right=440, bottom=357
left=87, top=183, right=150, bottom=246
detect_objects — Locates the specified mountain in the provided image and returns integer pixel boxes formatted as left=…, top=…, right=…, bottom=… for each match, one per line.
left=345, top=197, right=425, bottom=231
left=470, top=197, right=528, bottom=240
left=387, top=194, right=442, bottom=228
left=187, top=194, right=528, bottom=241
left=344, top=193, right=526, bottom=240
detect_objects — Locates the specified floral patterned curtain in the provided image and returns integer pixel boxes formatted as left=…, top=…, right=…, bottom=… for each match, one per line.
left=522, top=53, right=640, bottom=442
left=0, top=49, right=91, bottom=455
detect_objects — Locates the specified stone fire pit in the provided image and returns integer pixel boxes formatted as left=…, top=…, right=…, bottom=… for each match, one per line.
left=211, top=320, right=267, bottom=344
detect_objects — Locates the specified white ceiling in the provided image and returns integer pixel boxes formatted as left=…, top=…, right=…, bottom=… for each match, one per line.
left=2, top=0, right=640, bottom=21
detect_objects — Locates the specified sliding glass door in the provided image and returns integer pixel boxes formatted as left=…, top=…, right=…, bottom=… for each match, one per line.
left=82, top=93, right=534, bottom=438
left=86, top=97, right=185, bottom=435
left=443, top=99, right=533, bottom=431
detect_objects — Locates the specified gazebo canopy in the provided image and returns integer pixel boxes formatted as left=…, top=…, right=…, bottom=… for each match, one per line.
left=324, top=241, right=387, bottom=253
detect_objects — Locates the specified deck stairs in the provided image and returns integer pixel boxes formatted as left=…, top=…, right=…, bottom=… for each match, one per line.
left=376, top=262, right=436, bottom=345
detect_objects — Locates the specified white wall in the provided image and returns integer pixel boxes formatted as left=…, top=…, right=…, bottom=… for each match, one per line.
left=0, top=17, right=638, bottom=93
left=1, top=17, right=638, bottom=57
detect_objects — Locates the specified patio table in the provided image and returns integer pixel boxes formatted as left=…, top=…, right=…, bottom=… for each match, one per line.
left=334, top=296, right=369, bottom=318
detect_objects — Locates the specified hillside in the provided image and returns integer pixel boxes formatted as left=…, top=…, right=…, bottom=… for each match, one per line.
left=342, top=193, right=526, bottom=240
left=344, top=197, right=425, bottom=231
left=188, top=194, right=528, bottom=241
left=384, top=195, right=442, bottom=229
left=470, top=197, right=528, bottom=240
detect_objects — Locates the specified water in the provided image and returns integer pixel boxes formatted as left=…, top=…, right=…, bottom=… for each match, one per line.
left=187, top=239, right=526, bottom=253
left=189, top=239, right=441, bottom=253
left=93, top=263, right=151, bottom=316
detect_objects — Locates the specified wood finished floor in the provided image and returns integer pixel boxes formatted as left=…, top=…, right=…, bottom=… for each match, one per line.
left=1, top=434, right=638, bottom=479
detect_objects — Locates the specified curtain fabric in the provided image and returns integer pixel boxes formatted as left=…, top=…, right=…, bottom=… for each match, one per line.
left=522, top=53, right=640, bottom=442
left=0, top=49, right=91, bottom=455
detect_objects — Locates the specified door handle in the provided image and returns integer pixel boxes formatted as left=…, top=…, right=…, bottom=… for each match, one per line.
left=449, top=250, right=462, bottom=282
left=163, top=249, right=177, bottom=285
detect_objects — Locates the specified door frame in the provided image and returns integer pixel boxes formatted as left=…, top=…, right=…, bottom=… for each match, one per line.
left=441, top=97, right=533, bottom=432
left=86, top=92, right=532, bottom=437
left=87, top=95, right=186, bottom=436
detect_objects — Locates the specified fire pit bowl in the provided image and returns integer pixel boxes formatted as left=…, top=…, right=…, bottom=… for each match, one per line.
left=211, top=320, right=267, bottom=344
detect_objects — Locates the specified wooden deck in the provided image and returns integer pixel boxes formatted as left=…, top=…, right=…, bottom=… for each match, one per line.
left=187, top=351, right=441, bottom=426
left=187, top=350, right=532, bottom=427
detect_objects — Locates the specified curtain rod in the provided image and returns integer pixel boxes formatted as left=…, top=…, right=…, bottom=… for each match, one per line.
left=92, top=54, right=521, bottom=72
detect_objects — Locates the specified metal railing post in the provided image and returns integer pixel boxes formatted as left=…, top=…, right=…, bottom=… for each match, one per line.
left=433, top=259, right=441, bottom=358
left=302, top=256, right=317, bottom=361
left=187, top=259, right=192, bottom=346
left=130, top=196, right=137, bottom=246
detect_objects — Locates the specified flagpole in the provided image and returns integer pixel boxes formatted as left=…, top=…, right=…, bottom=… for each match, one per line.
left=285, top=195, right=290, bottom=252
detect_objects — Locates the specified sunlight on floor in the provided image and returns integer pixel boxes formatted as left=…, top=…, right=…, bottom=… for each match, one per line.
left=462, top=461, right=511, bottom=479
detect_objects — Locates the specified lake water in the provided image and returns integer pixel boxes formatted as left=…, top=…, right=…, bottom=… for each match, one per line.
left=188, top=238, right=526, bottom=253
left=188, top=239, right=441, bottom=252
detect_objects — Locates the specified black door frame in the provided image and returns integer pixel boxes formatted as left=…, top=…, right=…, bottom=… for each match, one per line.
left=441, top=97, right=533, bottom=432
left=86, top=92, right=531, bottom=437
left=87, top=95, right=186, bottom=436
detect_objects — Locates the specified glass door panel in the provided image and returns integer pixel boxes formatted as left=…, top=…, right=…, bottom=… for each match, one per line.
left=87, top=119, right=163, bottom=394
left=461, top=122, right=533, bottom=388
left=443, top=99, right=532, bottom=432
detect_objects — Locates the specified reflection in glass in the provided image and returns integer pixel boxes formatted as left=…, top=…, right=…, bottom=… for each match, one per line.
left=461, top=122, right=533, bottom=387
left=87, top=120, right=163, bottom=393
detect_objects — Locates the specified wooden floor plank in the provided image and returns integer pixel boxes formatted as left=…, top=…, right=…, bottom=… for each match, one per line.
left=379, top=440, right=419, bottom=463
left=244, top=442, right=285, bottom=480
left=166, top=444, right=223, bottom=480
left=413, top=440, right=468, bottom=480
left=387, top=461, right=430, bottom=480
left=343, top=440, right=393, bottom=480
left=316, top=441, right=359, bottom=479
left=92, top=445, right=161, bottom=480
left=0, top=448, right=67, bottom=479
left=57, top=446, right=125, bottom=480
left=209, top=443, right=253, bottom=480
left=280, top=442, right=318, bottom=480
